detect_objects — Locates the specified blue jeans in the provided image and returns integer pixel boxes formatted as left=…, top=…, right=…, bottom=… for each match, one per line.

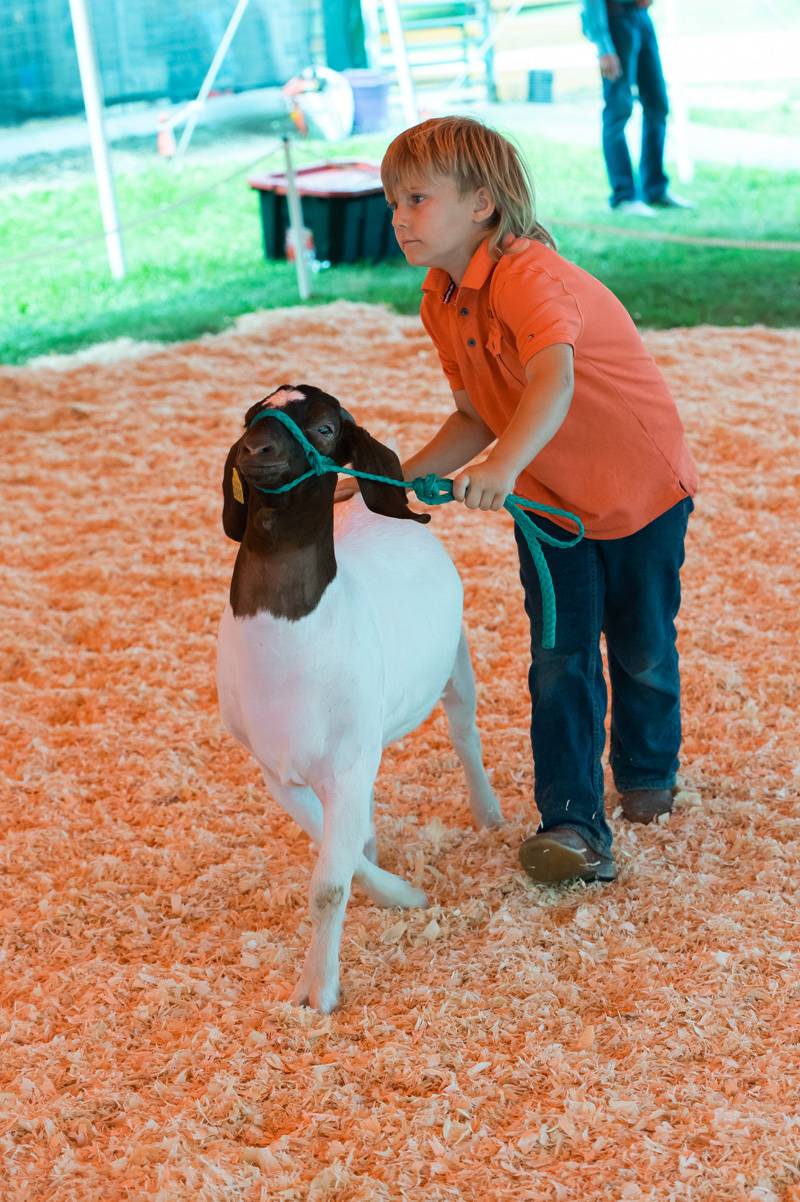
left=515, top=497, right=692, bottom=855
left=602, top=3, right=670, bottom=207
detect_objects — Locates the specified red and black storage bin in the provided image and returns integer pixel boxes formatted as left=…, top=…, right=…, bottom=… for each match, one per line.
left=249, top=160, right=402, bottom=265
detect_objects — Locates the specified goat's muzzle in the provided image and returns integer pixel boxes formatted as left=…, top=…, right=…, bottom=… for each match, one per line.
left=237, top=436, right=296, bottom=487
left=239, top=462, right=291, bottom=488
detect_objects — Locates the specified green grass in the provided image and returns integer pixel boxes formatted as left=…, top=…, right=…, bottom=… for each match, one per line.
left=1, top=115, right=799, bottom=365
left=689, top=106, right=800, bottom=139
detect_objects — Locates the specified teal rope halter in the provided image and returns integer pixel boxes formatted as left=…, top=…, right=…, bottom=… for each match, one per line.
left=246, top=407, right=583, bottom=649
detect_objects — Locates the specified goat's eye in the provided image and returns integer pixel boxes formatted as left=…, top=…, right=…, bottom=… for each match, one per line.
left=316, top=424, right=334, bottom=436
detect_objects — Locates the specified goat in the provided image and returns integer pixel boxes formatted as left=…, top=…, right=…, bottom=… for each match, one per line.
left=216, top=384, right=503, bottom=1012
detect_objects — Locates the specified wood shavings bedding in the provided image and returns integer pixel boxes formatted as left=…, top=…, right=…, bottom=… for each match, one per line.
left=0, top=304, right=798, bottom=1201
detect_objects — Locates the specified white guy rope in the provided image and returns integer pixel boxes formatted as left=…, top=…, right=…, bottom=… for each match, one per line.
left=175, top=0, right=253, bottom=163
left=550, top=220, right=800, bottom=253
left=2, top=141, right=284, bottom=272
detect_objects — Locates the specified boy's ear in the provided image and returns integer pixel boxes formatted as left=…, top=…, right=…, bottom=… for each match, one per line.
left=473, top=186, right=496, bottom=223
left=222, top=442, right=248, bottom=541
left=341, top=422, right=429, bottom=524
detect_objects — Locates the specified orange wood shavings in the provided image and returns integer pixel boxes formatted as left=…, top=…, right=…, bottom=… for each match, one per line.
left=0, top=305, right=798, bottom=1201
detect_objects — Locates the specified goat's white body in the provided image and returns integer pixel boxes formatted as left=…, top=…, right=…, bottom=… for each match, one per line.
left=218, top=498, right=461, bottom=773
left=217, top=496, right=501, bottom=1011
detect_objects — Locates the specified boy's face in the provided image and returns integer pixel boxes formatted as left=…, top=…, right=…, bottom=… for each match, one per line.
left=386, top=173, right=495, bottom=282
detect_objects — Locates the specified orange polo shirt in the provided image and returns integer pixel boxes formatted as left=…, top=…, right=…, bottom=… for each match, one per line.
left=420, top=238, right=697, bottom=539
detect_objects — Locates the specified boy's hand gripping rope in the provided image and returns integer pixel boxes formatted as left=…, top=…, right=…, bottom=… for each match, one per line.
left=246, top=408, right=584, bottom=649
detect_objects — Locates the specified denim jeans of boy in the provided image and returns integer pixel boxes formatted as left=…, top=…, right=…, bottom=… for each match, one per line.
left=602, top=3, right=670, bottom=207
left=515, top=497, right=692, bottom=855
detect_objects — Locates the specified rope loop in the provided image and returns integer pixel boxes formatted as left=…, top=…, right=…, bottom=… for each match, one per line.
left=410, top=474, right=455, bottom=506
left=242, top=407, right=584, bottom=648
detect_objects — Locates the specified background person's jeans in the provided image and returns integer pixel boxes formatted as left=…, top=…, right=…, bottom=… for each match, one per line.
left=515, top=497, right=693, bottom=855
left=602, top=4, right=670, bottom=207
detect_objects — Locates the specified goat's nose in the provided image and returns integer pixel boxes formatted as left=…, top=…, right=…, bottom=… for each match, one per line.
left=242, top=434, right=276, bottom=456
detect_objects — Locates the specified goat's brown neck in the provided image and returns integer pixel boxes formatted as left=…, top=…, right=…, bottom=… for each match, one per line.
left=230, top=492, right=337, bottom=620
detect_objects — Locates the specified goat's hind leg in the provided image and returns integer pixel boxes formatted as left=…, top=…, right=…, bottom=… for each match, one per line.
left=442, top=628, right=504, bottom=829
left=355, top=784, right=428, bottom=909
left=267, top=774, right=420, bottom=908
left=363, top=791, right=378, bottom=864
left=263, top=775, right=324, bottom=845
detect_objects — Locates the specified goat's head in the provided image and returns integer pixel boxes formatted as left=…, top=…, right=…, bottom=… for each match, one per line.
left=222, top=384, right=429, bottom=542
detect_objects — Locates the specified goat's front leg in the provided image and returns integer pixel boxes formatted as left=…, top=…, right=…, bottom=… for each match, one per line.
left=291, top=771, right=372, bottom=1013
left=442, top=628, right=504, bottom=829
left=268, top=776, right=421, bottom=909
left=265, top=777, right=377, bottom=866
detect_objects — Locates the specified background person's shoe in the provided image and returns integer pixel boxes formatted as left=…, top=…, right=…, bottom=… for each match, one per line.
left=649, top=193, right=695, bottom=209
left=619, top=788, right=673, bottom=823
left=519, top=826, right=617, bottom=884
left=613, top=199, right=656, bottom=217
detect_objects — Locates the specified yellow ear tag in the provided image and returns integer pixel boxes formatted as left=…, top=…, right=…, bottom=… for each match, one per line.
left=231, top=467, right=245, bottom=504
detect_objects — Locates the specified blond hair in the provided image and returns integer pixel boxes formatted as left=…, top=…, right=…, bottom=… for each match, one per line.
left=381, top=116, right=555, bottom=257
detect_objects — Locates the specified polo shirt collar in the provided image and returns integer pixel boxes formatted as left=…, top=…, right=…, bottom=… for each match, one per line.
left=421, top=238, right=497, bottom=297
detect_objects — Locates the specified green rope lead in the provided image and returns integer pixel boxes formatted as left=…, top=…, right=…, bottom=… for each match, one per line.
left=247, top=407, right=584, bottom=648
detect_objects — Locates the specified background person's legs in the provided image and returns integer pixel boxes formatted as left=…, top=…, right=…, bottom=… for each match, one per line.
left=635, top=10, right=671, bottom=203
left=602, top=8, right=641, bottom=207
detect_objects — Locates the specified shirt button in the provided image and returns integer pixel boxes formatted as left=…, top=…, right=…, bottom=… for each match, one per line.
left=460, top=307, right=469, bottom=316
left=467, top=337, right=476, bottom=347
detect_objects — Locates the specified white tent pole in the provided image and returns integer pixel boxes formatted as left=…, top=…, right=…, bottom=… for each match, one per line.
left=381, top=0, right=418, bottom=126
left=176, top=0, right=252, bottom=162
left=68, top=0, right=125, bottom=280
left=360, top=0, right=383, bottom=69
left=282, top=136, right=311, bottom=301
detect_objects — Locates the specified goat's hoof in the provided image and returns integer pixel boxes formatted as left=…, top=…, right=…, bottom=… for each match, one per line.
left=310, top=982, right=340, bottom=1014
left=291, top=976, right=340, bottom=1013
left=290, top=981, right=311, bottom=1008
left=405, top=885, right=429, bottom=909
left=290, top=966, right=314, bottom=1008
left=473, top=800, right=504, bottom=830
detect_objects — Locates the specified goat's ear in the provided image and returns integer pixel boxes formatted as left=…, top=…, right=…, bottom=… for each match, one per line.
left=222, top=442, right=248, bottom=541
left=342, top=423, right=429, bottom=524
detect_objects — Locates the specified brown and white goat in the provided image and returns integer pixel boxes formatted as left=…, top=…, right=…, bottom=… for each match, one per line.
left=216, top=385, right=502, bottom=1012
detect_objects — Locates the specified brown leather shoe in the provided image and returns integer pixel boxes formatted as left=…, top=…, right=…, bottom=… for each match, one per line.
left=519, top=826, right=617, bottom=884
left=619, top=788, right=673, bottom=824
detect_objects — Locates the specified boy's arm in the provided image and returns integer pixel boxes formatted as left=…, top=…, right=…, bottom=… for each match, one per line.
left=452, top=343, right=573, bottom=511
left=333, top=389, right=494, bottom=502
left=402, top=389, right=496, bottom=479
